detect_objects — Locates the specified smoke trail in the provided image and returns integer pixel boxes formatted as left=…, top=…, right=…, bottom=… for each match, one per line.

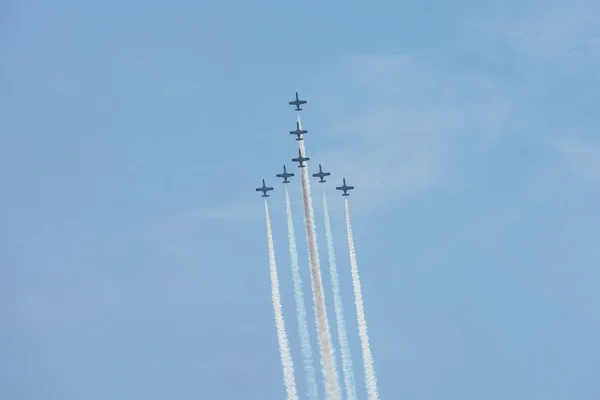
left=344, top=199, right=379, bottom=400
left=322, top=188, right=358, bottom=400
left=264, top=199, right=299, bottom=400
left=284, top=187, right=319, bottom=400
left=297, top=114, right=341, bottom=400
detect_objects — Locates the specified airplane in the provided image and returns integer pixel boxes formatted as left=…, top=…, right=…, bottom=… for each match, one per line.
left=291, top=149, right=310, bottom=168
left=336, top=178, right=354, bottom=196
left=312, top=164, right=331, bottom=183
left=276, top=165, right=295, bottom=183
left=289, top=121, right=308, bottom=140
left=255, top=179, right=274, bottom=197
left=288, top=92, right=307, bottom=111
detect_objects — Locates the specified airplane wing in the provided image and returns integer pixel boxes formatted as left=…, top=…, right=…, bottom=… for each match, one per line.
left=347, top=186, right=354, bottom=190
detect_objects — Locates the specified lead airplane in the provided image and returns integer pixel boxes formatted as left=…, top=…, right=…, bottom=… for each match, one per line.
left=276, top=165, right=294, bottom=183
left=289, top=121, right=308, bottom=140
left=336, top=178, right=354, bottom=196
left=292, top=149, right=310, bottom=168
left=312, top=164, right=331, bottom=183
left=288, top=92, right=307, bottom=111
left=255, top=179, right=274, bottom=197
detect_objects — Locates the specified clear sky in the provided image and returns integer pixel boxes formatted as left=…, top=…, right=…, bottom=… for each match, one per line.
left=2, top=0, right=599, bottom=399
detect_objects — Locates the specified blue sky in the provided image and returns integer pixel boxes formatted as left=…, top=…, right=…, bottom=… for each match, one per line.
left=2, top=0, right=599, bottom=399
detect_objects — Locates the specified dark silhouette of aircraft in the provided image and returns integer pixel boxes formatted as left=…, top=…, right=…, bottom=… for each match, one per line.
left=336, top=178, right=354, bottom=196
left=289, top=121, right=308, bottom=141
left=288, top=92, right=307, bottom=111
left=292, top=149, right=310, bottom=168
left=276, top=165, right=295, bottom=183
left=312, top=164, right=331, bottom=183
left=255, top=179, right=274, bottom=197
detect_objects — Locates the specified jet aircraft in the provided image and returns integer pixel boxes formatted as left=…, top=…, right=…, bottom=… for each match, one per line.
left=255, top=179, right=274, bottom=197
left=288, top=92, right=307, bottom=111
left=292, top=149, right=310, bottom=168
left=336, top=178, right=354, bottom=196
left=289, top=121, right=308, bottom=140
left=276, top=165, right=295, bottom=183
left=312, top=164, right=331, bottom=183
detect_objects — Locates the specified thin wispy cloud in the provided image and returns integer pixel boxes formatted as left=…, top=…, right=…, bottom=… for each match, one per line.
left=145, top=202, right=261, bottom=260
left=308, top=54, right=510, bottom=210
left=553, top=138, right=600, bottom=183
left=304, top=1, right=599, bottom=214
left=96, top=201, right=262, bottom=277
left=471, top=0, right=600, bottom=64
left=198, top=203, right=262, bottom=220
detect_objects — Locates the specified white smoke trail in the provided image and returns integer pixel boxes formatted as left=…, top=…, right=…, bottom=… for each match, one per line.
left=264, top=199, right=299, bottom=400
left=297, top=114, right=341, bottom=400
left=284, top=187, right=319, bottom=400
left=322, top=188, right=358, bottom=400
left=344, top=199, right=379, bottom=400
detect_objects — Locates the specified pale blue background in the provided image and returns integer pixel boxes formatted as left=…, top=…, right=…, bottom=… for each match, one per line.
left=2, top=0, right=599, bottom=399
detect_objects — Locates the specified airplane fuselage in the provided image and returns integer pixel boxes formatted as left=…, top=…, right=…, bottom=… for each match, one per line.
left=312, top=165, right=330, bottom=183
left=292, top=150, right=309, bottom=168
left=337, top=187, right=351, bottom=196
left=256, top=179, right=274, bottom=197
left=257, top=188, right=272, bottom=197
left=290, top=131, right=307, bottom=140
left=289, top=92, right=307, bottom=111
left=277, top=166, right=295, bottom=183
left=279, top=174, right=292, bottom=183
left=336, top=178, right=354, bottom=196
left=313, top=174, right=327, bottom=183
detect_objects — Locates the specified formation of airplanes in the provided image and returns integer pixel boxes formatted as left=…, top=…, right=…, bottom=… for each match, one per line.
left=255, top=92, right=355, bottom=197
